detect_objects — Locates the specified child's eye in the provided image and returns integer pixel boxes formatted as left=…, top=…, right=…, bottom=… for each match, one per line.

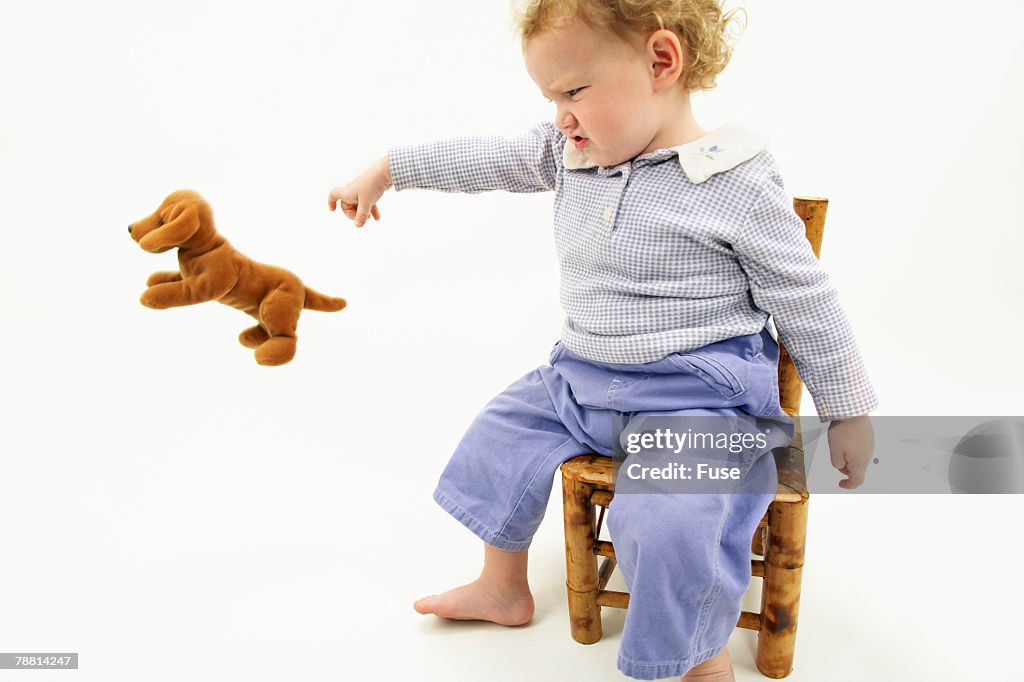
left=566, top=87, right=586, bottom=98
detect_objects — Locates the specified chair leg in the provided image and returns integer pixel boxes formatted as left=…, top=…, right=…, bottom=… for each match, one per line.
left=756, top=497, right=809, bottom=679
left=562, top=476, right=602, bottom=644
left=751, top=513, right=768, bottom=556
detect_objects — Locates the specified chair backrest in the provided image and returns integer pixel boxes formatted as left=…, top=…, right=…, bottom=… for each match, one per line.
left=776, top=197, right=827, bottom=418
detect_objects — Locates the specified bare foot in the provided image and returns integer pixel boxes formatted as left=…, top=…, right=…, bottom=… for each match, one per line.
left=413, top=576, right=535, bottom=626
left=682, top=648, right=735, bottom=681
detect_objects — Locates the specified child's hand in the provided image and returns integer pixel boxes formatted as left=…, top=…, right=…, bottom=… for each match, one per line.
left=327, top=155, right=393, bottom=228
left=827, top=414, right=875, bottom=489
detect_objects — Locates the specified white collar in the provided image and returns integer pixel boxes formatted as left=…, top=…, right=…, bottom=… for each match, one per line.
left=561, top=122, right=770, bottom=184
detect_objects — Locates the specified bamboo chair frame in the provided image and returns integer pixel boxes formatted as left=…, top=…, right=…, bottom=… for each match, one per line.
left=559, top=196, right=825, bottom=679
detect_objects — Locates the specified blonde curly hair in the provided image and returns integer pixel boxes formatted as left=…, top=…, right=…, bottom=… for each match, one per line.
left=511, top=0, right=747, bottom=92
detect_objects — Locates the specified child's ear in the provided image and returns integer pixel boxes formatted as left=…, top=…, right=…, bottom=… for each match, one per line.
left=139, top=204, right=200, bottom=252
left=647, top=29, right=684, bottom=89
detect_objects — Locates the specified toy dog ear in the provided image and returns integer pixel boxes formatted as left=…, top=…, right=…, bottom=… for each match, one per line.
left=138, top=204, right=201, bottom=252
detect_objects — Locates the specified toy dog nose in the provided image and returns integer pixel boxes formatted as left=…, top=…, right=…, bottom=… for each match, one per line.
left=128, top=224, right=133, bottom=234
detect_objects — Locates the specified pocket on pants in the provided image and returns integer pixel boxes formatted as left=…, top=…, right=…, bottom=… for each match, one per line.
left=666, top=352, right=746, bottom=399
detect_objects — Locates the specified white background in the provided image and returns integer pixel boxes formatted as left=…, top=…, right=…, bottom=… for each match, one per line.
left=1, top=1, right=1022, bottom=680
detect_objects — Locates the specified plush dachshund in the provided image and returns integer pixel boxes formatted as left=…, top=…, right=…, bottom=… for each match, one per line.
left=129, top=189, right=346, bottom=366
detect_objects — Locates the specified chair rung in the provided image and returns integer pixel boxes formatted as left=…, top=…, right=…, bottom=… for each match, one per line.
left=595, top=597, right=762, bottom=630
left=597, top=557, right=616, bottom=590
left=737, top=611, right=761, bottom=630
left=596, top=589, right=630, bottom=609
left=596, top=540, right=762, bottom=578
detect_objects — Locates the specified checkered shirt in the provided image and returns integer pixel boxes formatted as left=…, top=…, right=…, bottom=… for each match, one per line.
left=387, top=120, right=879, bottom=421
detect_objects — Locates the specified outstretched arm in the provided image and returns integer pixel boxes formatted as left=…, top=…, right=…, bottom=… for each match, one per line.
left=386, top=120, right=563, bottom=195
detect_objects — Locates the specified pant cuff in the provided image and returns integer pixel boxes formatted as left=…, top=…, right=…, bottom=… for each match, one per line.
left=616, top=640, right=730, bottom=680
left=432, top=487, right=532, bottom=552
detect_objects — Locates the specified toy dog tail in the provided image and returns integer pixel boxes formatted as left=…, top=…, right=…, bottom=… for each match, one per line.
left=303, top=287, right=347, bottom=312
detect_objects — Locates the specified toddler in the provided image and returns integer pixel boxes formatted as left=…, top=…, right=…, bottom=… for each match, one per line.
left=329, top=1, right=877, bottom=679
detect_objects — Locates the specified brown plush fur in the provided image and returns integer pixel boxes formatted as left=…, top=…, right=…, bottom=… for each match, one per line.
left=129, top=189, right=346, bottom=366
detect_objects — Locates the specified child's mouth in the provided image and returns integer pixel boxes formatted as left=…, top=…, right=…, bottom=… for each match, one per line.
left=573, top=136, right=588, bottom=150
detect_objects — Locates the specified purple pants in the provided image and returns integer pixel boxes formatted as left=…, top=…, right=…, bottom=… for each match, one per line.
left=432, top=328, right=792, bottom=679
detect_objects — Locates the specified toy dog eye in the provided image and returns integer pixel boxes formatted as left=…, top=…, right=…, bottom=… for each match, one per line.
left=158, top=218, right=164, bottom=227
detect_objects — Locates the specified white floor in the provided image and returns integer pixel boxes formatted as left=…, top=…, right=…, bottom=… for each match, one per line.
left=2, top=463, right=1020, bottom=682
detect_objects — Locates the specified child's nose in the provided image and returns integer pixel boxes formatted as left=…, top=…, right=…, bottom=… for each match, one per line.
left=558, top=110, right=578, bottom=134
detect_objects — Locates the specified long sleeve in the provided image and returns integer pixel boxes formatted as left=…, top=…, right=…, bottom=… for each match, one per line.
left=387, top=120, right=562, bottom=194
left=732, top=166, right=879, bottom=422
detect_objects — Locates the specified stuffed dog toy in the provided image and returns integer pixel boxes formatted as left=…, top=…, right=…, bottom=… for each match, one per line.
left=129, top=189, right=346, bottom=366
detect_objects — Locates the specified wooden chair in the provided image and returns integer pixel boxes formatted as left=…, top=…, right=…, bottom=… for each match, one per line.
left=559, top=196, right=826, bottom=679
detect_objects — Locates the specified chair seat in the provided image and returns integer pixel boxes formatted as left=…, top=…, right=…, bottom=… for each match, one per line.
left=560, top=422, right=808, bottom=503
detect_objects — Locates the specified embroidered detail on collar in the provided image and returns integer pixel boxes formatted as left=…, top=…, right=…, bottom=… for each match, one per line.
left=561, top=123, right=769, bottom=184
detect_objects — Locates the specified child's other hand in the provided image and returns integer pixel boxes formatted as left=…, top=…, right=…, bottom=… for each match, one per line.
left=827, top=414, right=875, bottom=489
left=327, top=155, right=393, bottom=228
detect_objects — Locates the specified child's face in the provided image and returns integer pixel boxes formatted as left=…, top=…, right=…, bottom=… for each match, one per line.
left=524, top=19, right=661, bottom=168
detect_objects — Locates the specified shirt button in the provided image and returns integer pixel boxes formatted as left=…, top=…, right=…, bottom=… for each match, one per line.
left=602, top=207, right=613, bottom=221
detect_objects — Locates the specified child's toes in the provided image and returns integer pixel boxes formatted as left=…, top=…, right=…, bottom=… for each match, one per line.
left=413, top=595, right=440, bottom=614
